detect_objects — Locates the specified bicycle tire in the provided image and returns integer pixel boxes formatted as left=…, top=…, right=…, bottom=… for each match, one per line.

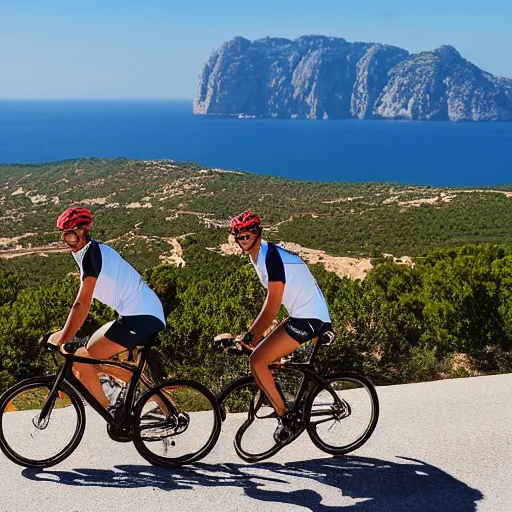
left=132, top=378, right=221, bottom=467
left=0, top=375, right=86, bottom=468
left=305, top=372, right=379, bottom=455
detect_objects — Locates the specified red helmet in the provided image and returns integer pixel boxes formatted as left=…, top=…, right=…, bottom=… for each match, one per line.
left=230, top=211, right=261, bottom=235
left=57, top=207, right=93, bottom=231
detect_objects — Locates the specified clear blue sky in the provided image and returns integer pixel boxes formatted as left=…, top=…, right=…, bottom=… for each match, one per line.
left=0, top=0, right=510, bottom=99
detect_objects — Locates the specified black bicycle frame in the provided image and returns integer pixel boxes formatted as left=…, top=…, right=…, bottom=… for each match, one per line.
left=275, top=364, right=342, bottom=421
left=281, top=338, right=326, bottom=402
left=40, top=348, right=149, bottom=428
left=282, top=334, right=339, bottom=409
left=219, top=333, right=344, bottom=421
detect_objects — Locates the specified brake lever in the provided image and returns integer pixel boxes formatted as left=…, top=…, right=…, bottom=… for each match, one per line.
left=62, top=337, right=88, bottom=354
left=214, top=335, right=253, bottom=355
left=226, top=345, right=252, bottom=356
left=40, top=332, right=60, bottom=353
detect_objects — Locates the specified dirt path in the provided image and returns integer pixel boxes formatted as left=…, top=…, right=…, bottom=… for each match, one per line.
left=267, top=213, right=322, bottom=231
left=158, top=234, right=191, bottom=267
left=0, top=231, right=194, bottom=267
left=0, top=244, right=67, bottom=259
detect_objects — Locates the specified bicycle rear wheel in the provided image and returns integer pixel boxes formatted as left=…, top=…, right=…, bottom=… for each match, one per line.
left=0, top=376, right=86, bottom=468
left=306, top=373, right=379, bottom=455
left=132, top=379, right=221, bottom=467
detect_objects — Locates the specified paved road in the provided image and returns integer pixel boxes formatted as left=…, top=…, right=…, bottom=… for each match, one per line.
left=1, top=373, right=511, bottom=512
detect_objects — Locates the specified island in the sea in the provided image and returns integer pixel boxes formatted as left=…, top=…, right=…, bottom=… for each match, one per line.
left=193, top=35, right=512, bottom=122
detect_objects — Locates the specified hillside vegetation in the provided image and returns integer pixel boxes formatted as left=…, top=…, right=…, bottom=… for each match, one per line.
left=1, top=158, right=511, bottom=392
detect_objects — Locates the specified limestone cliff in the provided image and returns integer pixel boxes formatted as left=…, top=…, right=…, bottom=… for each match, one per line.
left=194, top=36, right=512, bottom=121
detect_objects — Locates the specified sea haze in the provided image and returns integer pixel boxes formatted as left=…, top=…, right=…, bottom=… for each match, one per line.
left=0, top=100, right=511, bottom=186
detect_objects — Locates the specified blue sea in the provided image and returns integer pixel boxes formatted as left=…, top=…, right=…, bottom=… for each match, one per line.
left=0, top=100, right=511, bottom=186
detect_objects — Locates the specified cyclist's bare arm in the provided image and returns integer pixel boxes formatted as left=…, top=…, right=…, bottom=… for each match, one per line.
left=244, top=281, right=284, bottom=347
left=49, top=277, right=96, bottom=346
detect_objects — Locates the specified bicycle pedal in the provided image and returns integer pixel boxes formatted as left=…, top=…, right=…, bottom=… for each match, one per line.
left=107, top=424, right=134, bottom=443
left=275, top=424, right=304, bottom=446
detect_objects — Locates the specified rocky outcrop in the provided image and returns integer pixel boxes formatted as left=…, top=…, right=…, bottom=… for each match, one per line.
left=194, top=36, right=512, bottom=121
left=374, top=45, right=512, bottom=121
left=350, top=43, right=409, bottom=119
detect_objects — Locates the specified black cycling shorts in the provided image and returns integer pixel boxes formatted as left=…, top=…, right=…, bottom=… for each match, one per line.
left=104, top=315, right=165, bottom=349
left=284, top=317, right=332, bottom=344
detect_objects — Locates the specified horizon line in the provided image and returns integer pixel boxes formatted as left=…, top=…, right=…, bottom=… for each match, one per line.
left=0, top=98, right=194, bottom=102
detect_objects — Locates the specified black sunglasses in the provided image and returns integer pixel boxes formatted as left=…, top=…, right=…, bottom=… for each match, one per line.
left=61, top=227, right=84, bottom=236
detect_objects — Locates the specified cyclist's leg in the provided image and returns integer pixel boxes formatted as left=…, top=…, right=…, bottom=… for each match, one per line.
left=99, top=315, right=165, bottom=390
left=73, top=321, right=127, bottom=409
left=250, top=322, right=299, bottom=417
left=87, top=315, right=165, bottom=412
left=98, top=364, right=133, bottom=383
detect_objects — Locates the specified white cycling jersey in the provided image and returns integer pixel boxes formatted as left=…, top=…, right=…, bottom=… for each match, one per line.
left=72, top=239, right=165, bottom=324
left=249, top=239, right=331, bottom=323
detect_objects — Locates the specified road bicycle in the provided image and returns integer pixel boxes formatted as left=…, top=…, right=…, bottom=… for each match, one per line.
left=0, top=334, right=221, bottom=468
left=216, top=329, right=379, bottom=463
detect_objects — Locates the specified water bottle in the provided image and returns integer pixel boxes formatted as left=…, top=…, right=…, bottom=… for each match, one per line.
left=100, top=375, right=116, bottom=404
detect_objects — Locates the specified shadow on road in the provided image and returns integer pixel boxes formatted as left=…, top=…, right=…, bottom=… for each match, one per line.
left=22, top=455, right=483, bottom=511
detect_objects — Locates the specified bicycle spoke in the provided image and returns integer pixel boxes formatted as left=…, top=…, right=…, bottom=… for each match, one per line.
left=309, top=415, right=340, bottom=427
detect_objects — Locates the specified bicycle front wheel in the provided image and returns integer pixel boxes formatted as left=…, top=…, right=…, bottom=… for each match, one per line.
left=132, top=379, right=221, bottom=467
left=0, top=376, right=86, bottom=468
left=218, top=369, right=305, bottom=463
left=306, top=373, right=379, bottom=455
left=218, top=376, right=281, bottom=462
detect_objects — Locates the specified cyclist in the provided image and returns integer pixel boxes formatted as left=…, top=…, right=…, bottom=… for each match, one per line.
left=48, top=207, right=166, bottom=419
left=230, top=211, right=332, bottom=443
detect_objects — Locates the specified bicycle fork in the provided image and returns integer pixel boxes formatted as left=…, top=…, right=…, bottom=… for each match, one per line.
left=33, top=360, right=71, bottom=431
